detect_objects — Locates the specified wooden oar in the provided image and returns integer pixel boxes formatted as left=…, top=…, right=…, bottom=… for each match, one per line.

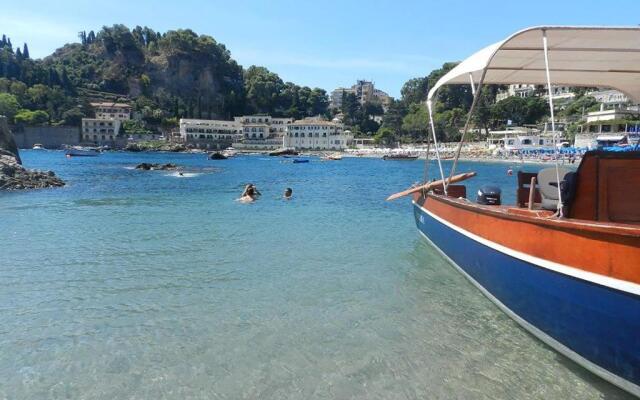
left=386, top=172, right=477, bottom=201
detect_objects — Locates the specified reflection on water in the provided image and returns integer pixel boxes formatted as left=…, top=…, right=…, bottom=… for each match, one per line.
left=0, top=151, right=631, bottom=399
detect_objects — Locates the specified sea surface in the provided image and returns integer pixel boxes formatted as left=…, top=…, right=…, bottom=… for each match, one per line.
left=0, top=151, right=631, bottom=399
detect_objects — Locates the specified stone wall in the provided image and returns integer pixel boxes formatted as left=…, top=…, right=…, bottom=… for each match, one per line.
left=12, top=125, right=80, bottom=149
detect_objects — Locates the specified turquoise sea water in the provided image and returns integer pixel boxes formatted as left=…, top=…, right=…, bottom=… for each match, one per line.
left=0, top=151, right=631, bottom=399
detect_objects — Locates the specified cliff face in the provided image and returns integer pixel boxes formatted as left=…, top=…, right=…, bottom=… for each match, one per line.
left=42, top=27, right=244, bottom=119
left=0, top=116, right=21, bottom=164
left=0, top=116, right=64, bottom=190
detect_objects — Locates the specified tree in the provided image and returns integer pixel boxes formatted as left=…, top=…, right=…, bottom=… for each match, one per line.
left=491, top=96, right=548, bottom=126
left=374, top=126, right=396, bottom=145
left=14, top=109, right=49, bottom=125
left=243, top=65, right=284, bottom=114
left=0, top=92, right=20, bottom=121
left=381, top=99, right=407, bottom=134
left=61, top=107, right=85, bottom=125
left=340, top=92, right=360, bottom=126
left=402, top=103, right=429, bottom=140
left=22, top=43, right=29, bottom=59
left=401, top=77, right=429, bottom=105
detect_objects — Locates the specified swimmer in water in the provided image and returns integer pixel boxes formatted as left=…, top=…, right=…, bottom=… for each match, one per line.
left=507, top=168, right=513, bottom=176
left=238, top=185, right=257, bottom=203
left=283, top=187, right=292, bottom=199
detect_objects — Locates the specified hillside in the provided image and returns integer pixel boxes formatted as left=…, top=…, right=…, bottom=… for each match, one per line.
left=0, top=25, right=329, bottom=131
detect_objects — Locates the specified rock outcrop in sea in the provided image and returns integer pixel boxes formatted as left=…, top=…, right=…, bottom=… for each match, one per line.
left=0, top=116, right=65, bottom=190
left=135, top=163, right=179, bottom=171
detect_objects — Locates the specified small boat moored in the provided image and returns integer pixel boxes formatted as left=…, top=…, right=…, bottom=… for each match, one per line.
left=32, top=143, right=45, bottom=150
left=389, top=26, right=640, bottom=397
left=65, top=146, right=100, bottom=157
left=383, top=153, right=418, bottom=160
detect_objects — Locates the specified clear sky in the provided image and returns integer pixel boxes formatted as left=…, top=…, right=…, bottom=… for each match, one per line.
left=1, top=0, right=638, bottom=97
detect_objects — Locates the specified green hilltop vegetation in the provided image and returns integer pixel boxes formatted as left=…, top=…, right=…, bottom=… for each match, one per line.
left=0, top=25, right=603, bottom=142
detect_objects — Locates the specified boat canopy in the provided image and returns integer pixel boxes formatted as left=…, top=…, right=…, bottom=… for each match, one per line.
left=428, top=26, right=640, bottom=103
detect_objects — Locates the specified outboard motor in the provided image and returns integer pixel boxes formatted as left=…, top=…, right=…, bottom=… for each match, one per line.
left=477, top=185, right=502, bottom=205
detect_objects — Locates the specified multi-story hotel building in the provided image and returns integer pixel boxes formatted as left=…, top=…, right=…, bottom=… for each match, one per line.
left=179, top=119, right=242, bottom=149
left=232, top=115, right=294, bottom=150
left=81, top=102, right=131, bottom=145
left=283, top=118, right=353, bottom=150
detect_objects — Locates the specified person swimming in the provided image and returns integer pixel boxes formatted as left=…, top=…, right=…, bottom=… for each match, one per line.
left=238, top=186, right=257, bottom=202
left=283, top=187, right=292, bottom=199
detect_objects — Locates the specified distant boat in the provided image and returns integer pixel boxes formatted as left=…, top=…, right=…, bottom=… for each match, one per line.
left=321, top=152, right=342, bottom=161
left=65, top=147, right=99, bottom=157
left=208, top=152, right=228, bottom=160
left=383, top=154, right=418, bottom=160
left=292, top=159, right=309, bottom=163
left=32, top=143, right=45, bottom=150
left=222, top=147, right=238, bottom=158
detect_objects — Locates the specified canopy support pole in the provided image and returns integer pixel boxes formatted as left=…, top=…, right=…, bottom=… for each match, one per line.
left=445, top=69, right=487, bottom=189
left=542, top=29, right=564, bottom=216
left=427, top=100, right=447, bottom=196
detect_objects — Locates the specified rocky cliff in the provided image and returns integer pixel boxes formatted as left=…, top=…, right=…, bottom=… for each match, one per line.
left=0, top=116, right=65, bottom=190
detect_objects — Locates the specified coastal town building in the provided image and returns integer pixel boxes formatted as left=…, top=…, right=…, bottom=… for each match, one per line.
left=495, top=84, right=574, bottom=103
left=495, top=84, right=536, bottom=102
left=330, top=81, right=392, bottom=109
left=330, top=87, right=355, bottom=109
left=574, top=107, right=640, bottom=149
left=587, top=89, right=630, bottom=108
left=283, top=118, right=353, bottom=150
left=179, top=118, right=242, bottom=149
left=232, top=115, right=294, bottom=150
left=81, top=102, right=132, bottom=146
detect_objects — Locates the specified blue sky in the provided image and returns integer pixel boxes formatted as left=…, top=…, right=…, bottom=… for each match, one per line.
left=1, top=0, right=639, bottom=97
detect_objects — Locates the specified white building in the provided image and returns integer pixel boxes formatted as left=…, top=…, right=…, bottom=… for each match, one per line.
left=179, top=119, right=242, bottom=149
left=81, top=102, right=132, bottom=145
left=232, top=115, right=294, bottom=150
left=283, top=118, right=353, bottom=150
left=487, top=127, right=558, bottom=151
left=82, top=119, right=121, bottom=144
left=575, top=108, right=640, bottom=149
left=587, top=89, right=630, bottom=108
left=495, top=84, right=574, bottom=103
left=91, top=102, right=132, bottom=120
left=496, top=84, right=536, bottom=102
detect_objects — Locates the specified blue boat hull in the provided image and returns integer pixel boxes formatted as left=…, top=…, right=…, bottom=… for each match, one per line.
left=413, top=201, right=640, bottom=395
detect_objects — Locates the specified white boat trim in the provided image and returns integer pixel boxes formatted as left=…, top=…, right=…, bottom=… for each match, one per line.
left=415, top=224, right=640, bottom=397
left=412, top=201, right=640, bottom=297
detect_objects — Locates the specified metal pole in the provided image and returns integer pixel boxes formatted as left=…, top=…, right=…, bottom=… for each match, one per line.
left=542, top=29, right=564, bottom=216
left=427, top=100, right=448, bottom=196
left=446, top=68, right=487, bottom=189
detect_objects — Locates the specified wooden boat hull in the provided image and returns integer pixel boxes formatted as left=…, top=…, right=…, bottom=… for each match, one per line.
left=412, top=193, right=640, bottom=396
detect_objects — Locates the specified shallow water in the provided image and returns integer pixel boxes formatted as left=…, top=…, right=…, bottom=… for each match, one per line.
left=0, top=151, right=631, bottom=399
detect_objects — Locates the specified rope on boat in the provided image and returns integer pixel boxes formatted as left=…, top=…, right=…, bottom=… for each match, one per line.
left=542, top=29, right=564, bottom=217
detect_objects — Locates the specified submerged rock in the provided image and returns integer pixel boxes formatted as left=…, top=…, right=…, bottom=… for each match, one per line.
left=135, top=162, right=179, bottom=170
left=0, top=116, right=65, bottom=190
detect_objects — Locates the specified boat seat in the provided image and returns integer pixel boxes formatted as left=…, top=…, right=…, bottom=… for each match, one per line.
left=537, top=167, right=571, bottom=210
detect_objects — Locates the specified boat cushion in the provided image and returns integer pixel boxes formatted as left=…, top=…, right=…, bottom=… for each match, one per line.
left=537, top=167, right=571, bottom=210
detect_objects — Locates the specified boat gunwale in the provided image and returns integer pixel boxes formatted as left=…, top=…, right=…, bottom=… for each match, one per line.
left=419, top=192, right=640, bottom=238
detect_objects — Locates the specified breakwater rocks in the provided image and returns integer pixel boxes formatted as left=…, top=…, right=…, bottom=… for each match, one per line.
left=0, top=151, right=65, bottom=190
left=125, top=142, right=187, bottom=152
left=135, top=163, right=179, bottom=171
left=0, top=116, right=65, bottom=190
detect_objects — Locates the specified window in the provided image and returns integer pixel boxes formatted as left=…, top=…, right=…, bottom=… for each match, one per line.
left=522, top=139, right=532, bottom=145
left=602, top=125, right=611, bottom=133
left=539, top=139, right=544, bottom=145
